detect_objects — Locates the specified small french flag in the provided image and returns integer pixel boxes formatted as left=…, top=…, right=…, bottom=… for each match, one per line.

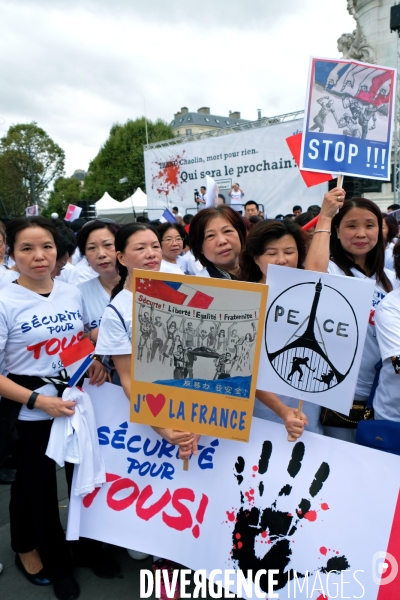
left=160, top=208, right=177, bottom=224
left=59, top=337, right=95, bottom=387
left=64, top=204, right=83, bottom=222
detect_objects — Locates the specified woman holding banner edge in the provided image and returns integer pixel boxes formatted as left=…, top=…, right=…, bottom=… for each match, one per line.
left=96, top=222, right=197, bottom=600
left=305, top=187, right=395, bottom=443
left=96, top=223, right=197, bottom=455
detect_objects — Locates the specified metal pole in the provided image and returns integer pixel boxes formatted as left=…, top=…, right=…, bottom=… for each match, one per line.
left=393, top=20, right=400, bottom=204
left=144, top=98, right=149, bottom=147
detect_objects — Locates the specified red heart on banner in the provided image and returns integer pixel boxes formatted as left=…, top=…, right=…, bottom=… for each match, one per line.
left=146, top=393, right=166, bottom=417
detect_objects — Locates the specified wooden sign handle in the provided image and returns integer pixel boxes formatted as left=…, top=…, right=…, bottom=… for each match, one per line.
left=183, top=458, right=189, bottom=471
left=287, top=399, right=304, bottom=442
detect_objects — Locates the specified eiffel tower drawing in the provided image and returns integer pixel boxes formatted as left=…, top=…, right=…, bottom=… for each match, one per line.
left=268, top=280, right=345, bottom=391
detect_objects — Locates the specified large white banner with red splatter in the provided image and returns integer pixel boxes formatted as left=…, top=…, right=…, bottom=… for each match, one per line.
left=67, top=382, right=400, bottom=599
left=144, top=120, right=328, bottom=218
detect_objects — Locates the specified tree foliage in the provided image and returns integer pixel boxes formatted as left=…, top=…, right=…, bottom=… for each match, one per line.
left=42, top=177, right=82, bottom=218
left=0, top=152, right=27, bottom=218
left=0, top=122, right=65, bottom=216
left=82, top=117, right=174, bottom=202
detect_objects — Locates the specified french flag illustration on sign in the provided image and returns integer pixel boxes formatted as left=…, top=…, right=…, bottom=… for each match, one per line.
left=136, top=278, right=214, bottom=309
left=59, top=337, right=95, bottom=387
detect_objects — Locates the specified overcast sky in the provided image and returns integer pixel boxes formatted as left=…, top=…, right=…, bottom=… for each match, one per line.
left=0, top=0, right=355, bottom=176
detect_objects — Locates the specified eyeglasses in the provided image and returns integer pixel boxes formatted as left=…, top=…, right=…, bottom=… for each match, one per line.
left=81, top=218, right=116, bottom=229
left=162, top=237, right=183, bottom=244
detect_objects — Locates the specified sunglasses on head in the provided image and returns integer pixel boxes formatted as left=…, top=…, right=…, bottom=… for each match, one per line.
left=81, top=218, right=116, bottom=229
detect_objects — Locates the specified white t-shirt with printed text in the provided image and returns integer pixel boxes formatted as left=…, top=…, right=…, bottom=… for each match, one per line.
left=229, top=190, right=244, bottom=203
left=0, top=280, right=88, bottom=420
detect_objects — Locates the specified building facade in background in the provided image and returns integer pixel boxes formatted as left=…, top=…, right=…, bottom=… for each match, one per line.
left=170, top=107, right=251, bottom=137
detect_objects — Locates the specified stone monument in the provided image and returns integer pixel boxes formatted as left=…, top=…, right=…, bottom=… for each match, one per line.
left=338, top=0, right=396, bottom=68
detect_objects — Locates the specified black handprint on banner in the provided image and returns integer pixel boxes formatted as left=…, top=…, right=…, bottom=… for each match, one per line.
left=232, top=441, right=350, bottom=592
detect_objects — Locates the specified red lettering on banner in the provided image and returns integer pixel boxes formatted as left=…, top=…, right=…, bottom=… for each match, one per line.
left=82, top=472, right=209, bottom=535
left=192, top=493, right=209, bottom=538
left=162, top=488, right=194, bottom=531
left=107, top=478, right=140, bottom=511
left=82, top=472, right=120, bottom=508
left=369, top=309, right=375, bottom=326
left=377, top=490, right=400, bottom=599
left=136, top=485, right=171, bottom=521
left=27, top=333, right=82, bottom=360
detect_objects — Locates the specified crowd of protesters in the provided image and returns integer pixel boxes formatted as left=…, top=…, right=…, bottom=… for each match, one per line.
left=0, top=187, right=399, bottom=599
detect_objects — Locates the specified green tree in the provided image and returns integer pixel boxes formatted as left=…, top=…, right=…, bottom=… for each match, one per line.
left=42, top=176, right=82, bottom=218
left=0, top=152, right=27, bottom=218
left=0, top=122, right=65, bottom=213
left=82, top=117, right=174, bottom=202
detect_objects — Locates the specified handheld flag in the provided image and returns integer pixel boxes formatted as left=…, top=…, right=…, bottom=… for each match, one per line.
left=59, top=337, right=95, bottom=387
left=64, top=204, right=83, bottom=222
left=26, top=205, right=39, bottom=216
left=160, top=208, right=177, bottom=224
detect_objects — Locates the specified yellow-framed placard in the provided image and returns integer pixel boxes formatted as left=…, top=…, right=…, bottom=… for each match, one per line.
left=130, top=270, right=268, bottom=442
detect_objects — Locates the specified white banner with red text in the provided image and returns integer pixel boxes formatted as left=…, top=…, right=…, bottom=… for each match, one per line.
left=67, top=382, right=400, bottom=599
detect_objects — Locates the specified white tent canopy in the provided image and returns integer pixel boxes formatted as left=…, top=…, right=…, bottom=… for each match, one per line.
left=95, top=192, right=120, bottom=210
left=95, top=188, right=148, bottom=223
left=119, top=187, right=148, bottom=209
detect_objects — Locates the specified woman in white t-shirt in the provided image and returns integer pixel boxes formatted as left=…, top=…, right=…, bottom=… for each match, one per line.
left=76, top=220, right=121, bottom=344
left=96, top=223, right=197, bottom=450
left=305, top=190, right=394, bottom=443
left=157, top=222, right=187, bottom=275
left=0, top=217, right=86, bottom=600
left=240, top=218, right=323, bottom=439
left=375, top=240, right=400, bottom=421
left=96, top=223, right=197, bottom=594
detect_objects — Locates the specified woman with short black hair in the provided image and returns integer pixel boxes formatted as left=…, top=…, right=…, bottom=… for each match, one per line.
left=189, top=206, right=246, bottom=279
left=240, top=219, right=307, bottom=283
